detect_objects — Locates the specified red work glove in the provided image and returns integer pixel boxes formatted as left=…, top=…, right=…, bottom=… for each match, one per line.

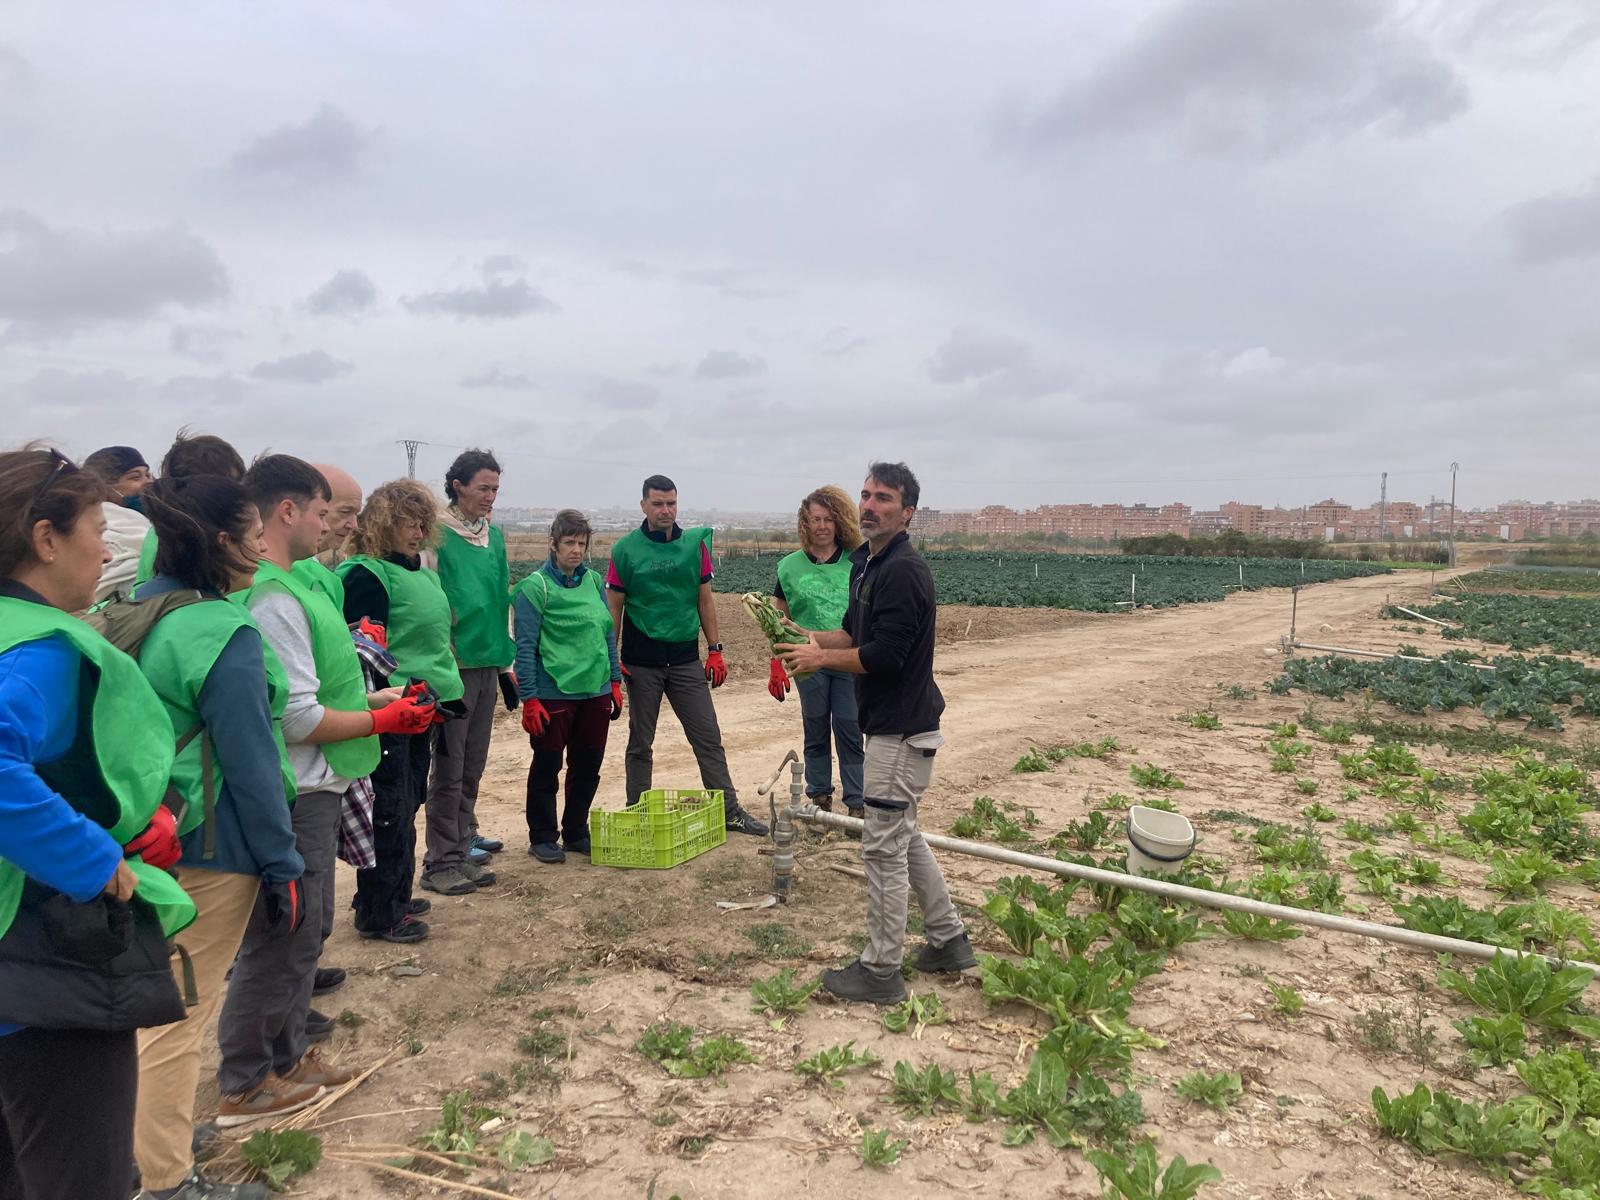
left=262, top=877, right=305, bottom=937
left=356, top=616, right=387, bottom=648
left=766, top=657, right=790, bottom=702
left=704, top=649, right=728, bottom=688
left=125, top=806, right=181, bottom=871
left=371, top=693, right=436, bottom=736
left=609, top=681, right=625, bottom=721
left=522, top=698, right=551, bottom=737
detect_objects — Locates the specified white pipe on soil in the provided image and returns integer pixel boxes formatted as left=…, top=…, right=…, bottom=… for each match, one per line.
left=786, top=805, right=1600, bottom=976
left=1291, top=640, right=1497, bottom=671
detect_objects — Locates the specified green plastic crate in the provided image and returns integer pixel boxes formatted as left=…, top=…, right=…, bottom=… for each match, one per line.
left=590, top=788, right=727, bottom=869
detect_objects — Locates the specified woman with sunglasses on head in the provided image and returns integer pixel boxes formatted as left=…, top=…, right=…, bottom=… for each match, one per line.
left=0, top=448, right=196, bottom=1200
left=128, top=475, right=310, bottom=1200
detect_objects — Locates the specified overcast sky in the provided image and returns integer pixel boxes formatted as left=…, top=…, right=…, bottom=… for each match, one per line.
left=4, top=1, right=1598, bottom=513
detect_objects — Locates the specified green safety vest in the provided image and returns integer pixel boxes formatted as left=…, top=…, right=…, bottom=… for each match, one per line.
left=236, top=559, right=381, bottom=781
left=609, top=527, right=712, bottom=644
left=136, top=596, right=297, bottom=843
left=0, top=599, right=196, bottom=941
left=336, top=556, right=464, bottom=702
left=518, top=567, right=612, bottom=696
left=133, top=528, right=159, bottom=586
left=776, top=548, right=853, bottom=632
left=292, top=556, right=346, bottom=614
left=436, top=524, right=514, bottom=669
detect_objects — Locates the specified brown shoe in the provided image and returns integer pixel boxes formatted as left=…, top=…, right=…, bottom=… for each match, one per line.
left=216, top=1075, right=324, bottom=1128
left=280, top=1046, right=355, bottom=1089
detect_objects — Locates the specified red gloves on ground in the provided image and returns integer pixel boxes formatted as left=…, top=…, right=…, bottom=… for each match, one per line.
left=356, top=617, right=387, bottom=648
left=262, top=878, right=305, bottom=936
left=704, top=649, right=728, bottom=688
left=767, top=657, right=790, bottom=702
left=522, top=698, right=551, bottom=737
left=125, top=806, right=181, bottom=871
left=371, top=692, right=436, bottom=736
left=609, top=681, right=625, bottom=721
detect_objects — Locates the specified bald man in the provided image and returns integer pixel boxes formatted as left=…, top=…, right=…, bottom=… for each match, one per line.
left=294, top=464, right=363, bottom=611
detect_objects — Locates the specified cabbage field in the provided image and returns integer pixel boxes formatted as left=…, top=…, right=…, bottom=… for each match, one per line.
left=1398, top=594, right=1600, bottom=658
left=704, top=551, right=1388, bottom=611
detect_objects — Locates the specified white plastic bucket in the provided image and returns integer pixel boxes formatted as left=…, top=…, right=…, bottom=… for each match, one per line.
left=1125, top=806, right=1197, bottom=878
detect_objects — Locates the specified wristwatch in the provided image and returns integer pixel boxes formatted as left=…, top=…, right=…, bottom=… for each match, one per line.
left=706, top=643, right=723, bottom=652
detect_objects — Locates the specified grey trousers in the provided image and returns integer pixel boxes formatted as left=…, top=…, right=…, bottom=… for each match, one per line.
left=424, top=665, right=499, bottom=870
left=860, top=733, right=964, bottom=972
left=623, top=660, right=739, bottom=810
left=215, top=789, right=341, bottom=1095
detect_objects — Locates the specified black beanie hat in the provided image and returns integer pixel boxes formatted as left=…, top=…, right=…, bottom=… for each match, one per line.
left=83, top=445, right=149, bottom=479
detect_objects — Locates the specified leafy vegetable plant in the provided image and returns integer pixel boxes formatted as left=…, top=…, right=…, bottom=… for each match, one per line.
left=1085, top=1142, right=1222, bottom=1200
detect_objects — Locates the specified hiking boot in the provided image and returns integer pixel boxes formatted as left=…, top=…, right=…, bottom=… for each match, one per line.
left=357, top=914, right=430, bottom=943
left=725, top=804, right=769, bottom=837
left=215, top=1075, right=324, bottom=1129
left=461, top=861, right=496, bottom=887
left=312, top=966, right=346, bottom=996
left=135, top=1166, right=269, bottom=1199
left=472, top=833, right=504, bottom=854
left=810, top=792, right=835, bottom=812
left=820, top=959, right=907, bottom=1005
left=468, top=845, right=490, bottom=865
left=279, top=1046, right=355, bottom=1089
left=529, top=841, right=565, bottom=864
left=914, top=932, right=978, bottom=973
left=419, top=867, right=476, bottom=896
left=304, top=1009, right=334, bottom=1042
left=563, top=836, right=591, bottom=856
left=406, top=897, right=431, bottom=916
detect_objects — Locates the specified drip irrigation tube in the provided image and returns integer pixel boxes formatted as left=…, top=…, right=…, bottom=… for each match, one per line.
left=1291, top=640, right=1497, bottom=671
left=781, top=802, right=1600, bottom=977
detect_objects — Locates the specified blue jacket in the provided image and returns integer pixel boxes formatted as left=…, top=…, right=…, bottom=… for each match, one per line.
left=136, top=577, right=303, bottom=884
left=513, top=558, right=621, bottom=702
left=0, top=627, right=128, bottom=1037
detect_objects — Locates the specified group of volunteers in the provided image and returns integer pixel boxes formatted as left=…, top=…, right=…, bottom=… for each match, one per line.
left=0, top=436, right=971, bottom=1200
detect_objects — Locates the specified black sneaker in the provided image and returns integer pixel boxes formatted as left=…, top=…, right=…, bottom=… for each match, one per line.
left=913, top=932, right=978, bottom=973
left=725, top=804, right=769, bottom=837
left=312, top=966, right=346, bottom=997
left=819, top=959, right=907, bottom=1005
left=135, top=1165, right=269, bottom=1198
left=357, top=914, right=430, bottom=944
left=529, top=842, right=566, bottom=864
left=406, top=897, right=431, bottom=917
left=305, top=1009, right=335, bottom=1042
left=564, top=836, right=591, bottom=855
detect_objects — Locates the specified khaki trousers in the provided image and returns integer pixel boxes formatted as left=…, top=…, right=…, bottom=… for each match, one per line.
left=133, top=868, right=259, bottom=1190
left=860, top=732, right=964, bottom=972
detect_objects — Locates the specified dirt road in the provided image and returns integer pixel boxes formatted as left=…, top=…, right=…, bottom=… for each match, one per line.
left=210, top=568, right=1533, bottom=1200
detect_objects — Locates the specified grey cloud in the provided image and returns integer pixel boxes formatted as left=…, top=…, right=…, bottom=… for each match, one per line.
left=928, top=327, right=1031, bottom=384
left=303, top=268, right=378, bottom=316
left=1425, top=0, right=1600, bottom=67
left=1000, top=0, right=1469, bottom=158
left=401, top=277, right=558, bottom=319
left=249, top=349, right=354, bottom=383
left=586, top=379, right=659, bottom=410
left=680, top=266, right=774, bottom=301
left=230, top=104, right=376, bottom=183
left=0, top=43, right=32, bottom=92
left=478, top=255, right=526, bottom=276
left=693, top=349, right=767, bottom=380
left=160, top=372, right=256, bottom=406
left=818, top=326, right=872, bottom=357
left=20, top=367, right=142, bottom=407
left=169, top=323, right=244, bottom=364
left=1503, top=176, right=1600, bottom=263
left=0, top=210, right=228, bottom=341
left=461, top=365, right=534, bottom=389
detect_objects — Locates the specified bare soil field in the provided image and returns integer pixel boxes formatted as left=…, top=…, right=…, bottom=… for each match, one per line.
left=202, top=571, right=1592, bottom=1199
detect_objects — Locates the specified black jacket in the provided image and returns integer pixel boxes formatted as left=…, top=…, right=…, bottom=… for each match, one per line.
left=843, top=532, right=944, bottom=737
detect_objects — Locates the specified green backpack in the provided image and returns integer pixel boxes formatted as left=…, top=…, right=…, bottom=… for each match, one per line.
left=83, top=590, right=214, bottom=839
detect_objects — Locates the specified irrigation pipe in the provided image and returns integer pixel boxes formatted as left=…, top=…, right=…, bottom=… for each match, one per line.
left=780, top=803, right=1600, bottom=977
left=1290, top=640, right=1497, bottom=672
left=1391, top=605, right=1456, bottom=629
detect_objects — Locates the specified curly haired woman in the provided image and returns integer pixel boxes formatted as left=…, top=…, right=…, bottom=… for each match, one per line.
left=767, top=486, right=865, bottom=813
left=336, top=480, right=464, bottom=943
